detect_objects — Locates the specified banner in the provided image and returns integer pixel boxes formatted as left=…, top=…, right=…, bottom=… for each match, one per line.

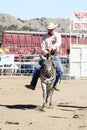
left=73, top=11, right=87, bottom=30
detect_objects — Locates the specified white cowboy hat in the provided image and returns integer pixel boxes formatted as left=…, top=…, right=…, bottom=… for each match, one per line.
left=47, top=22, right=57, bottom=30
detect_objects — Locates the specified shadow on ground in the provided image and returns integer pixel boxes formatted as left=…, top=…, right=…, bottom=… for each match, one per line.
left=0, top=104, right=38, bottom=110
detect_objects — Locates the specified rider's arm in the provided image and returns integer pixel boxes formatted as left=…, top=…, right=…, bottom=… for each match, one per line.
left=51, top=32, right=61, bottom=52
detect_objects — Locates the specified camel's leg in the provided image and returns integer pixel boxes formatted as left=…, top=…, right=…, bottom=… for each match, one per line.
left=49, top=89, right=54, bottom=108
left=41, top=83, right=47, bottom=111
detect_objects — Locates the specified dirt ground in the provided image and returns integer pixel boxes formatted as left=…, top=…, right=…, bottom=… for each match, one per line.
left=0, top=76, right=87, bottom=130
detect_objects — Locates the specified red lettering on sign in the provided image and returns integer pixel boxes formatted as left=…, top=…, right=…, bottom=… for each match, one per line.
left=75, top=12, right=87, bottom=18
left=74, top=23, right=87, bottom=29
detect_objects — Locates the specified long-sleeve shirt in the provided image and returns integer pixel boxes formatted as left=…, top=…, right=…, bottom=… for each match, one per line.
left=41, top=31, right=61, bottom=54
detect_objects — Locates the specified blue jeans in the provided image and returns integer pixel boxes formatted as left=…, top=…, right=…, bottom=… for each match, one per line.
left=30, top=54, right=64, bottom=89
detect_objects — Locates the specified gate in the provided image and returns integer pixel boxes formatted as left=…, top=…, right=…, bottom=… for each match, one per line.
left=70, top=44, right=87, bottom=77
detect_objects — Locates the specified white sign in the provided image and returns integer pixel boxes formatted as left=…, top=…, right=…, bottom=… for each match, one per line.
left=0, top=54, right=14, bottom=68
left=73, top=11, right=87, bottom=30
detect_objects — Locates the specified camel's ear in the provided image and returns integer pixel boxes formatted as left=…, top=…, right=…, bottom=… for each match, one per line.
left=39, top=54, right=46, bottom=60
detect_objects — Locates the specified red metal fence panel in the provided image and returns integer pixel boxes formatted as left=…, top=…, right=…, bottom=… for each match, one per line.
left=1, top=31, right=87, bottom=55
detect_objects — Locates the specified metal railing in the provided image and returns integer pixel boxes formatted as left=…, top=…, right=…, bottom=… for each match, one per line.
left=0, top=54, right=70, bottom=78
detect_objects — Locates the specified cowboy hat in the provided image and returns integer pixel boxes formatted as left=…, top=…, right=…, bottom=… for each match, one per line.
left=47, top=22, right=57, bottom=30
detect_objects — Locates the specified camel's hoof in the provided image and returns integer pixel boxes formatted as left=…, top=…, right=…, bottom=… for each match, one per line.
left=49, top=105, right=53, bottom=109
left=40, top=107, right=46, bottom=112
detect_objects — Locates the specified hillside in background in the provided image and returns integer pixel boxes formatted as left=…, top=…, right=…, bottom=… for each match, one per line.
left=0, top=13, right=71, bottom=33
left=0, top=13, right=23, bottom=28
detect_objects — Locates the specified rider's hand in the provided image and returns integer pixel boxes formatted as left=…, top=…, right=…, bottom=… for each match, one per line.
left=46, top=48, right=52, bottom=53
